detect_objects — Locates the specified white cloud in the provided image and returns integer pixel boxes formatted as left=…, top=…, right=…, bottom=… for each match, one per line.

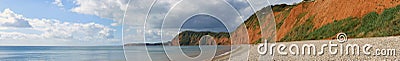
left=52, top=0, right=64, bottom=7
left=110, top=23, right=118, bottom=26
left=0, top=32, right=41, bottom=40
left=0, top=9, right=119, bottom=46
left=0, top=9, right=32, bottom=28
left=28, top=19, right=116, bottom=41
left=71, top=0, right=128, bottom=24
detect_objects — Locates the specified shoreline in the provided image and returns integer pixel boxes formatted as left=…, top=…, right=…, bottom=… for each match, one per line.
left=212, top=45, right=242, bottom=60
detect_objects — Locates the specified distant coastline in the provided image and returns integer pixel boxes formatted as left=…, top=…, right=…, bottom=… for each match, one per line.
left=124, top=41, right=171, bottom=46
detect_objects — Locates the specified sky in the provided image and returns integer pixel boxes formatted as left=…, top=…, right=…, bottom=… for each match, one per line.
left=180, top=15, right=229, bottom=32
left=0, top=0, right=302, bottom=46
left=0, top=0, right=122, bottom=46
left=122, top=0, right=302, bottom=43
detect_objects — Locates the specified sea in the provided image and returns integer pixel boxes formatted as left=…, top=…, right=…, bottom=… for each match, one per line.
left=0, top=46, right=125, bottom=61
left=0, top=46, right=232, bottom=61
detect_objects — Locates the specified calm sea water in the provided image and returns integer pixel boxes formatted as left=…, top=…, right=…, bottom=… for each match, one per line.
left=124, top=46, right=232, bottom=61
left=0, top=46, right=126, bottom=61
left=0, top=46, right=231, bottom=61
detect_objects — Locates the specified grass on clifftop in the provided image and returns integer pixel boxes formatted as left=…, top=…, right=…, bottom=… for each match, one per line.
left=280, top=5, right=400, bottom=42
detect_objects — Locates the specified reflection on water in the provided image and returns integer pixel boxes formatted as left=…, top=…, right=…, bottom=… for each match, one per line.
left=0, top=46, right=125, bottom=61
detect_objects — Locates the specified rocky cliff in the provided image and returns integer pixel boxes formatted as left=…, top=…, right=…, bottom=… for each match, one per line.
left=275, top=0, right=400, bottom=41
left=171, top=0, right=400, bottom=45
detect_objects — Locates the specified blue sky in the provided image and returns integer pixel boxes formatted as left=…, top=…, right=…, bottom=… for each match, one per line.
left=0, top=0, right=302, bottom=46
left=0, top=0, right=122, bottom=46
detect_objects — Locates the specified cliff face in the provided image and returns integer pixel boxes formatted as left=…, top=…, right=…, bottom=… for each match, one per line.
left=275, top=0, right=400, bottom=41
left=171, top=0, right=400, bottom=45
left=171, top=31, right=230, bottom=45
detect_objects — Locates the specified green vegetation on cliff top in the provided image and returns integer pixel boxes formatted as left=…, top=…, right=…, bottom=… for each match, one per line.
left=280, top=5, right=400, bottom=41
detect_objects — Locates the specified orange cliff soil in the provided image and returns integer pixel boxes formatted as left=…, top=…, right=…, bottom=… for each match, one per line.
left=275, top=0, right=400, bottom=41
left=170, top=0, right=400, bottom=45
